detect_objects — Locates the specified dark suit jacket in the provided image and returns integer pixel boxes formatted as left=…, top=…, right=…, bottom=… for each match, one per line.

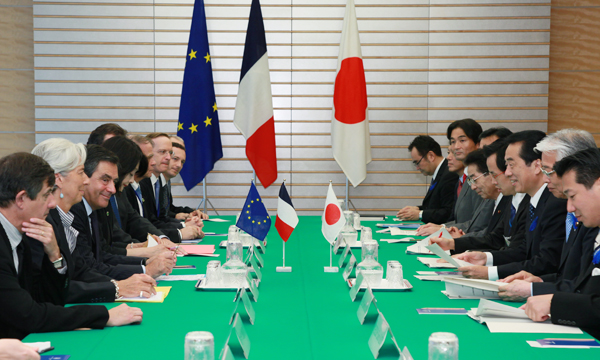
left=418, top=159, right=458, bottom=224
left=454, top=195, right=513, bottom=253
left=496, top=187, right=567, bottom=279
left=37, top=209, right=116, bottom=304
left=446, top=178, right=486, bottom=232
left=167, top=180, right=196, bottom=217
left=551, top=272, right=600, bottom=340
left=532, top=224, right=597, bottom=296
left=0, top=221, right=108, bottom=339
left=139, top=177, right=182, bottom=230
left=124, top=185, right=182, bottom=241
left=71, top=201, right=145, bottom=280
left=488, top=194, right=531, bottom=263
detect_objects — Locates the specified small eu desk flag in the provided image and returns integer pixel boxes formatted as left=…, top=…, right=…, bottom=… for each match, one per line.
left=236, top=182, right=271, bottom=241
left=177, top=0, right=223, bottom=191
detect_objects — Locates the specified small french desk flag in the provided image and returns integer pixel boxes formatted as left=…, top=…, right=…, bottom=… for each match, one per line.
left=275, top=182, right=298, bottom=242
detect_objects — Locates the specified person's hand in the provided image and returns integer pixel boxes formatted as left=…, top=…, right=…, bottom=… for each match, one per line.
left=190, top=210, right=209, bottom=220
left=0, top=339, right=40, bottom=360
left=22, top=218, right=61, bottom=262
left=498, top=280, right=532, bottom=302
left=415, top=223, right=441, bottom=236
left=397, top=206, right=420, bottom=221
left=175, top=213, right=189, bottom=220
left=454, top=251, right=487, bottom=266
left=500, top=270, right=542, bottom=283
left=156, top=237, right=188, bottom=255
left=429, top=237, right=455, bottom=251
left=117, top=274, right=157, bottom=298
left=145, top=250, right=176, bottom=278
left=185, top=216, right=204, bottom=228
left=457, top=265, right=489, bottom=279
left=106, top=304, right=143, bottom=326
left=521, top=294, right=554, bottom=322
left=180, top=225, right=201, bottom=240
left=448, top=227, right=464, bottom=239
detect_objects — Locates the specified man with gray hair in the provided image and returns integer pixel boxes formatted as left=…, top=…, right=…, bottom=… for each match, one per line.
left=498, top=129, right=598, bottom=301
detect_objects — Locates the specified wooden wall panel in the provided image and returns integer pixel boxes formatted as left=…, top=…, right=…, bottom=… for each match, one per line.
left=548, top=2, right=600, bottom=140
left=0, top=1, right=35, bottom=157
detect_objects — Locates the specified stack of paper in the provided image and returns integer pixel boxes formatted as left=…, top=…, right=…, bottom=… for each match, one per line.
left=467, top=299, right=583, bottom=334
left=380, top=238, right=417, bottom=243
left=177, top=244, right=217, bottom=257
left=414, top=271, right=463, bottom=281
left=116, top=286, right=172, bottom=303
left=442, top=278, right=502, bottom=299
left=407, top=238, right=452, bottom=255
left=389, top=227, right=418, bottom=236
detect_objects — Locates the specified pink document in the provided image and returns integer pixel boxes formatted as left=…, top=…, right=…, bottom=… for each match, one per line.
left=179, top=245, right=216, bottom=256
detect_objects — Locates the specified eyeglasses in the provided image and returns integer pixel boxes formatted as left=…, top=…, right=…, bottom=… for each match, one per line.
left=490, top=171, right=504, bottom=180
left=412, top=155, right=425, bottom=167
left=157, top=149, right=174, bottom=156
left=466, top=172, right=489, bottom=186
left=541, top=168, right=555, bottom=177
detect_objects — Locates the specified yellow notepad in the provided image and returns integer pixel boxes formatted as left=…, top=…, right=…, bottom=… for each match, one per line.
left=116, top=286, right=172, bottom=303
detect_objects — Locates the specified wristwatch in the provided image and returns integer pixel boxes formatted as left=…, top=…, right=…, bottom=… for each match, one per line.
left=52, top=256, right=64, bottom=269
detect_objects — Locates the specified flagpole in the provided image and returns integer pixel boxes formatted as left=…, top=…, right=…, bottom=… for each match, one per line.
left=202, top=180, right=207, bottom=213
left=276, top=179, right=292, bottom=273
left=345, top=176, right=349, bottom=211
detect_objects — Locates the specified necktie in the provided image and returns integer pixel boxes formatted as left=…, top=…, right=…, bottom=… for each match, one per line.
left=16, top=240, right=24, bottom=275
left=134, top=186, right=144, bottom=216
left=565, top=213, right=576, bottom=242
left=154, top=179, right=161, bottom=216
left=509, top=204, right=516, bottom=228
left=89, top=211, right=102, bottom=262
left=529, top=204, right=535, bottom=222
left=109, top=196, right=122, bottom=229
left=593, top=230, right=600, bottom=265
left=160, top=182, right=170, bottom=217
left=457, top=174, right=466, bottom=198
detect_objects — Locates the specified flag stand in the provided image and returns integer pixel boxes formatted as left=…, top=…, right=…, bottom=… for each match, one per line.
left=324, top=243, right=339, bottom=272
left=198, top=180, right=219, bottom=215
left=276, top=241, right=292, bottom=272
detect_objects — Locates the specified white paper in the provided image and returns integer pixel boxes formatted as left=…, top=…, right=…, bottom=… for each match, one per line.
left=156, top=274, right=205, bottom=281
left=118, top=291, right=164, bottom=302
left=204, top=218, right=230, bottom=222
left=24, top=342, right=52, bottom=352
left=486, top=320, right=583, bottom=334
left=408, top=240, right=451, bottom=255
left=376, top=228, right=390, bottom=234
left=527, top=341, right=591, bottom=349
left=474, top=298, right=528, bottom=318
left=425, top=243, right=474, bottom=267
left=423, top=228, right=453, bottom=243
left=381, top=238, right=416, bottom=243
left=443, top=282, right=500, bottom=299
left=389, top=228, right=418, bottom=236
left=418, top=257, right=458, bottom=268
left=445, top=278, right=502, bottom=293
left=147, top=234, right=158, bottom=247
left=414, top=275, right=452, bottom=281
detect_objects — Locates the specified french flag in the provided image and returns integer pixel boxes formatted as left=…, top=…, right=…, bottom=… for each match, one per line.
left=275, top=182, right=298, bottom=242
left=233, top=0, right=278, bottom=188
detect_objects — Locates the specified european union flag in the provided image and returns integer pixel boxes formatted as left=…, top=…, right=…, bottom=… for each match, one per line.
left=236, top=182, right=271, bottom=241
left=177, top=0, right=223, bottom=191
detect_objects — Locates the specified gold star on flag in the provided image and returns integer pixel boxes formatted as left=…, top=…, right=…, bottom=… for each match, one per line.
left=188, top=49, right=197, bottom=60
left=204, top=116, right=212, bottom=127
left=204, top=52, right=211, bottom=63
left=213, top=102, right=218, bottom=112
left=189, top=123, right=198, bottom=134
left=177, top=122, right=183, bottom=131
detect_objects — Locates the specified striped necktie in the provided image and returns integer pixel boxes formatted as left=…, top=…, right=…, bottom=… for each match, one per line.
left=565, top=212, right=576, bottom=242
left=154, top=179, right=161, bottom=216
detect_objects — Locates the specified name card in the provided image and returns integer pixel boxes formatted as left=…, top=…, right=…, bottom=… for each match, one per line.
left=338, top=243, right=352, bottom=268
left=342, top=254, right=357, bottom=282
left=349, top=272, right=365, bottom=302
left=333, top=234, right=345, bottom=254
left=232, top=313, right=251, bottom=359
left=240, top=287, right=256, bottom=325
left=246, top=273, right=259, bottom=301
left=219, top=345, right=236, bottom=360
left=357, top=287, right=376, bottom=325
left=252, top=244, right=265, bottom=267
left=368, top=312, right=402, bottom=359
left=249, top=256, right=262, bottom=281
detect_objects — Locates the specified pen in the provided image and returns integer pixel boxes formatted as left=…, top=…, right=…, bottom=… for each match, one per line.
left=438, top=232, right=443, bottom=238
left=38, top=347, right=55, bottom=354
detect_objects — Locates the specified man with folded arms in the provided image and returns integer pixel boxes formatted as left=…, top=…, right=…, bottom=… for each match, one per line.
left=417, top=119, right=493, bottom=236
left=397, top=135, right=458, bottom=224
left=522, top=147, right=600, bottom=340
left=497, top=130, right=598, bottom=301
left=455, top=130, right=567, bottom=280
left=0, top=152, right=141, bottom=339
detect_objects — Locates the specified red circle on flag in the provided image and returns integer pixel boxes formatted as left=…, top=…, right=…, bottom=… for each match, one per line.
left=333, top=57, right=368, bottom=125
left=325, top=204, right=341, bottom=225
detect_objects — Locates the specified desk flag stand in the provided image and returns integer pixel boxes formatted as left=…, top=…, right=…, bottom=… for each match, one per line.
left=274, top=180, right=297, bottom=273
left=323, top=181, right=344, bottom=273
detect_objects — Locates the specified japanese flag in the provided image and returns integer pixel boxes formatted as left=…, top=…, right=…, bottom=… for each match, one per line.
left=321, top=183, right=345, bottom=244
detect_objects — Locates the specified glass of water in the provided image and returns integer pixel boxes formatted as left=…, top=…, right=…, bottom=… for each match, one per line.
left=386, top=261, right=403, bottom=287
left=185, top=331, right=214, bottom=360
left=205, top=260, right=221, bottom=287
left=428, top=332, right=458, bottom=360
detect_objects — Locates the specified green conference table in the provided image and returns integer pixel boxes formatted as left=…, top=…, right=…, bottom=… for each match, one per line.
left=26, top=216, right=597, bottom=359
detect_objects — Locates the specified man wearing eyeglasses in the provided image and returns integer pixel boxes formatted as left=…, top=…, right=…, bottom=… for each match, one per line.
left=497, top=129, right=598, bottom=301
left=454, top=130, right=567, bottom=280
left=397, top=136, right=458, bottom=224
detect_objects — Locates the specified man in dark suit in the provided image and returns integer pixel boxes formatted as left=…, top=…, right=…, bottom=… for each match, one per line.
left=417, top=119, right=487, bottom=235
left=456, top=131, right=567, bottom=281
left=397, top=135, right=458, bottom=224
left=137, top=133, right=203, bottom=238
left=496, top=129, right=598, bottom=300
left=71, top=145, right=175, bottom=281
left=523, top=147, right=600, bottom=340
left=0, top=152, right=141, bottom=339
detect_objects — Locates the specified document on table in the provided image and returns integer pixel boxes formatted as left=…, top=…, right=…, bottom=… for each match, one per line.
left=467, top=299, right=583, bottom=334
left=414, top=271, right=463, bottom=281
left=156, top=274, right=205, bottom=281
left=443, top=278, right=502, bottom=299
left=425, top=243, right=474, bottom=267
left=204, top=218, right=230, bottom=222
left=177, top=245, right=217, bottom=257
left=116, top=286, right=172, bottom=303
left=408, top=239, right=451, bottom=255
left=389, top=227, right=418, bottom=236
left=24, top=341, right=52, bottom=353
left=417, top=257, right=458, bottom=269
left=381, top=238, right=417, bottom=243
